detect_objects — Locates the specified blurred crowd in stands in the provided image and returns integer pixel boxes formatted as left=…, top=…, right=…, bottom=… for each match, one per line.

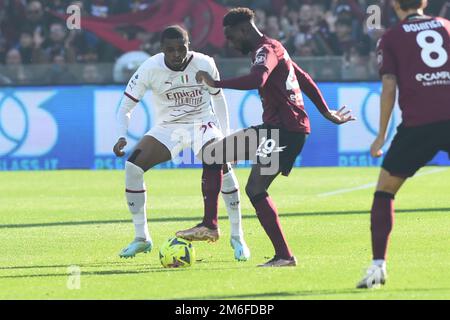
left=1, top=0, right=449, bottom=84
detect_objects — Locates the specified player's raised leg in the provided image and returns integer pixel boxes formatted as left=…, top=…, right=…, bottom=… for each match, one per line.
left=175, top=160, right=222, bottom=242
left=357, top=169, right=405, bottom=288
left=118, top=135, right=171, bottom=258
left=221, top=163, right=251, bottom=261
left=176, top=128, right=255, bottom=243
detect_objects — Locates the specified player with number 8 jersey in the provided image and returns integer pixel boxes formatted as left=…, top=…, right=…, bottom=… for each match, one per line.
left=357, top=0, right=450, bottom=289
left=376, top=8, right=450, bottom=126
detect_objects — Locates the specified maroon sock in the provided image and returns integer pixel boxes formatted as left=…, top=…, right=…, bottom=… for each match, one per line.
left=201, top=166, right=222, bottom=229
left=251, top=193, right=292, bottom=259
left=371, top=191, right=395, bottom=260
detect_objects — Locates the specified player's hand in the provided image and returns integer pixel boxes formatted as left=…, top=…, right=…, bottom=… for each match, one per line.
left=196, top=71, right=216, bottom=87
left=370, top=136, right=385, bottom=158
left=324, top=106, right=356, bottom=125
left=113, top=137, right=127, bottom=157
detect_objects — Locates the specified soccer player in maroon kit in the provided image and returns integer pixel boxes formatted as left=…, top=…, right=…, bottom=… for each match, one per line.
left=357, top=0, right=450, bottom=288
left=176, top=7, right=355, bottom=267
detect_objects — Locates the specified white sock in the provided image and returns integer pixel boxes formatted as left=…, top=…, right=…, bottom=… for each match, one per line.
left=221, top=169, right=243, bottom=239
left=372, top=259, right=386, bottom=269
left=125, top=161, right=151, bottom=241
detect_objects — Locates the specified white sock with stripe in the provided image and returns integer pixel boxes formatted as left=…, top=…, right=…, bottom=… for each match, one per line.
left=221, top=169, right=243, bottom=239
left=125, top=161, right=150, bottom=241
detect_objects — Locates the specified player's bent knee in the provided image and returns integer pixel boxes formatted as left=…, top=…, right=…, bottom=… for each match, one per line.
left=376, top=169, right=405, bottom=195
left=127, top=149, right=142, bottom=165
left=246, top=183, right=268, bottom=202
left=222, top=167, right=239, bottom=192
left=125, top=161, right=145, bottom=190
left=376, top=185, right=399, bottom=195
left=127, top=149, right=153, bottom=172
left=376, top=177, right=403, bottom=195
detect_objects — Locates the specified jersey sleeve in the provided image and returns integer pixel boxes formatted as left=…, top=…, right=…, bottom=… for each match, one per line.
left=214, top=45, right=277, bottom=90
left=206, top=57, right=222, bottom=95
left=251, top=44, right=279, bottom=75
left=117, top=60, right=152, bottom=139
left=377, top=34, right=397, bottom=77
left=293, top=62, right=330, bottom=114
left=124, top=61, right=151, bottom=102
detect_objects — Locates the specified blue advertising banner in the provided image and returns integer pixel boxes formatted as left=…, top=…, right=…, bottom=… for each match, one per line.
left=0, top=83, right=448, bottom=170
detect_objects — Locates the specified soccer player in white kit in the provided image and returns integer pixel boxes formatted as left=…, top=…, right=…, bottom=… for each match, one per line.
left=112, top=26, right=250, bottom=261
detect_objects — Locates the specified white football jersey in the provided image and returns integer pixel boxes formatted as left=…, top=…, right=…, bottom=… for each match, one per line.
left=124, top=51, right=221, bottom=125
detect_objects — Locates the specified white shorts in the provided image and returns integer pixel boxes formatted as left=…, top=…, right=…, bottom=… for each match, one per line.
left=145, top=116, right=224, bottom=160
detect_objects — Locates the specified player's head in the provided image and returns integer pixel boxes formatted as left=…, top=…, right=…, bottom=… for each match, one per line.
left=393, top=0, right=428, bottom=17
left=160, top=25, right=189, bottom=70
left=223, top=7, right=257, bottom=55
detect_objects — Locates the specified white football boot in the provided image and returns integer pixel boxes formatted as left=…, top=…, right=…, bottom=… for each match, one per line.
left=230, top=236, right=251, bottom=261
left=119, top=238, right=152, bottom=258
left=356, top=264, right=387, bottom=289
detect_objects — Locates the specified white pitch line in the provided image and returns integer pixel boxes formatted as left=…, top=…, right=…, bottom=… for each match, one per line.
left=318, top=167, right=448, bottom=197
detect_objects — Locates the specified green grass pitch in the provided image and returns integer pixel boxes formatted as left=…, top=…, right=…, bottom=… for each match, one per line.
left=0, top=167, right=449, bottom=300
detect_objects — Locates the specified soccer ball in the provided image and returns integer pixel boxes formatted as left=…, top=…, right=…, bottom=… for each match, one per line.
left=159, top=237, right=195, bottom=268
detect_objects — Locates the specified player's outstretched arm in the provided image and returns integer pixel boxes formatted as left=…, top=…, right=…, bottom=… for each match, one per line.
left=293, top=62, right=356, bottom=125
left=197, top=46, right=276, bottom=90
left=323, top=106, right=356, bottom=125
left=371, top=74, right=397, bottom=158
left=196, top=71, right=216, bottom=87
left=293, top=62, right=330, bottom=114
left=196, top=68, right=269, bottom=90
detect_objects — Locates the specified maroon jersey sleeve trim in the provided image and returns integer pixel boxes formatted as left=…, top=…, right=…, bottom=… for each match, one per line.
left=293, top=62, right=330, bottom=114
left=124, top=92, right=139, bottom=103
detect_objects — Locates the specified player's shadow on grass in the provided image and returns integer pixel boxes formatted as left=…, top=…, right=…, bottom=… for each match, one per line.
left=0, top=261, right=151, bottom=270
left=0, top=264, right=246, bottom=279
left=1, top=207, right=450, bottom=229
left=179, top=287, right=450, bottom=300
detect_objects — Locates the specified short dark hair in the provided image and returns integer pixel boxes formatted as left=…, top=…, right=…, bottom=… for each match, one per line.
left=223, top=7, right=255, bottom=27
left=160, top=25, right=189, bottom=43
left=396, top=0, right=425, bottom=11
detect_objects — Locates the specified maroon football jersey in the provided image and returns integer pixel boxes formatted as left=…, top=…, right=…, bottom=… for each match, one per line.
left=377, top=14, right=450, bottom=126
left=251, top=36, right=310, bottom=133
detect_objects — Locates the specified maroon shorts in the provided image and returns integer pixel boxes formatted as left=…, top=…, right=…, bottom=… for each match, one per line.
left=248, top=123, right=307, bottom=176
